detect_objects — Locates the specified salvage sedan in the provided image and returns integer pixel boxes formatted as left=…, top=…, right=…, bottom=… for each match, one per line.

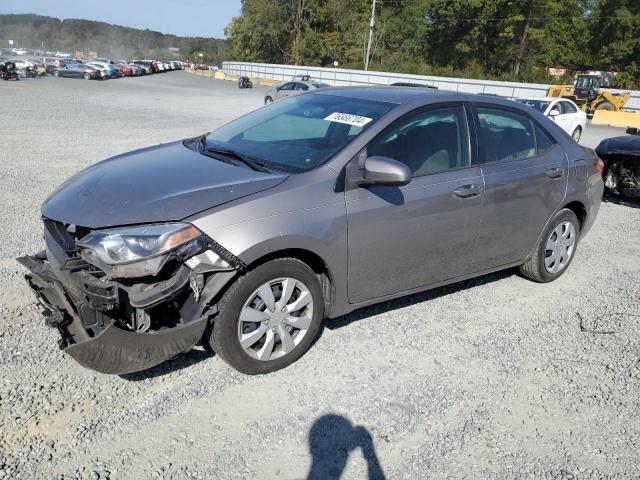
left=596, top=127, right=640, bottom=197
left=19, top=88, right=604, bottom=375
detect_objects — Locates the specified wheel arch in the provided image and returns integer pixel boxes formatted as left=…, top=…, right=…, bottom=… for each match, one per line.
left=244, top=248, right=334, bottom=315
left=561, top=200, right=587, bottom=230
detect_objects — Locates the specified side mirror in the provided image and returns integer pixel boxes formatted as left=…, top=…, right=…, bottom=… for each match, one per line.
left=363, top=156, right=411, bottom=187
left=549, top=108, right=561, bottom=117
left=626, top=127, right=638, bottom=135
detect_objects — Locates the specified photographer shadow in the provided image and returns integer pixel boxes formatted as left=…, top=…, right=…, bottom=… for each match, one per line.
left=307, top=414, right=386, bottom=480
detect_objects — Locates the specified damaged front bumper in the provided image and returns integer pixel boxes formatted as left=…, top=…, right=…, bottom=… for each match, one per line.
left=17, top=243, right=238, bottom=375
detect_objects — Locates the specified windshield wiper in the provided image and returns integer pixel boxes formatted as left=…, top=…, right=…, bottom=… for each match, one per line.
left=201, top=141, right=271, bottom=173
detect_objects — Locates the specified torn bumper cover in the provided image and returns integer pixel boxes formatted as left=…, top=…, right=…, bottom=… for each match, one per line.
left=65, top=318, right=208, bottom=375
left=17, top=248, right=237, bottom=375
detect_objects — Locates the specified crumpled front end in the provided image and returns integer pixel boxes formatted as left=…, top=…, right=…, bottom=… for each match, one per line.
left=17, top=219, right=240, bottom=375
left=601, top=154, right=640, bottom=197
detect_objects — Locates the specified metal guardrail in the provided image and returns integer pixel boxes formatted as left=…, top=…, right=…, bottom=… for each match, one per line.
left=222, top=61, right=640, bottom=112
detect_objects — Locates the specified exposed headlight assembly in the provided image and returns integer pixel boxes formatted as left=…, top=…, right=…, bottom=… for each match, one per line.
left=77, top=223, right=203, bottom=278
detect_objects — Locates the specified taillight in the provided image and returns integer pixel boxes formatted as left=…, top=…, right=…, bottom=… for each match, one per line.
left=593, top=156, right=604, bottom=176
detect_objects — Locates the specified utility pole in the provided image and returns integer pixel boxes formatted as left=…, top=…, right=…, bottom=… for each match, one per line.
left=364, top=0, right=376, bottom=71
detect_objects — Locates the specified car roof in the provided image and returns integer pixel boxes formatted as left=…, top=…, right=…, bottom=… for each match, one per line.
left=308, top=85, right=527, bottom=105
left=312, top=86, right=446, bottom=103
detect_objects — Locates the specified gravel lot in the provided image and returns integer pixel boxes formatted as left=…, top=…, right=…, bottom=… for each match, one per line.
left=1, top=72, right=639, bottom=480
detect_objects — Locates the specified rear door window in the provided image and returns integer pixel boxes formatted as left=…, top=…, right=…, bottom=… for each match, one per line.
left=475, top=107, right=537, bottom=163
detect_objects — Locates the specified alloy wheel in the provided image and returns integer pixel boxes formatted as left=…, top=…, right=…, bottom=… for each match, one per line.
left=237, top=277, right=313, bottom=361
left=544, top=221, right=576, bottom=273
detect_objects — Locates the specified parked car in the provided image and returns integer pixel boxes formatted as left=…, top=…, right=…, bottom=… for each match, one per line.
left=86, top=61, right=120, bottom=79
left=18, top=88, right=604, bottom=376
left=596, top=127, right=640, bottom=197
left=114, top=62, right=137, bottom=77
left=132, top=60, right=158, bottom=73
left=129, top=61, right=151, bottom=75
left=0, top=60, right=20, bottom=81
left=80, top=62, right=107, bottom=79
left=264, top=79, right=331, bottom=104
left=7, top=58, right=34, bottom=72
left=53, top=63, right=101, bottom=80
left=44, top=57, right=66, bottom=75
left=515, top=97, right=587, bottom=142
left=6, top=59, right=31, bottom=78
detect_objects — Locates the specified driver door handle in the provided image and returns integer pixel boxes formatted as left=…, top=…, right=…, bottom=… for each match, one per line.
left=546, top=167, right=564, bottom=179
left=453, top=184, right=482, bottom=198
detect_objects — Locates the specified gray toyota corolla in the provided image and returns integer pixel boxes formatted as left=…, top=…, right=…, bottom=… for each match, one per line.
left=19, top=87, right=604, bottom=375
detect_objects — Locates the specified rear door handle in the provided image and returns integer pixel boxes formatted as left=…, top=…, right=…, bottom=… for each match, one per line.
left=546, top=167, right=564, bottom=179
left=453, top=184, right=482, bottom=198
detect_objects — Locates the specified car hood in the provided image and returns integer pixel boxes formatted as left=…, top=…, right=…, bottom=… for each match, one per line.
left=42, top=140, right=288, bottom=228
left=596, top=135, right=640, bottom=157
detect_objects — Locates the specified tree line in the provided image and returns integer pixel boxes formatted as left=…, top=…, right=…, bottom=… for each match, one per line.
left=225, top=0, right=640, bottom=88
left=0, top=14, right=228, bottom=64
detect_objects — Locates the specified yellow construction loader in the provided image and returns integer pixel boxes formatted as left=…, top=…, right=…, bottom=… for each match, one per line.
left=547, top=73, right=630, bottom=114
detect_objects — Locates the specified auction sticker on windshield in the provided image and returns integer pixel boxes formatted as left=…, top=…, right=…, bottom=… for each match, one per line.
left=324, top=112, right=373, bottom=127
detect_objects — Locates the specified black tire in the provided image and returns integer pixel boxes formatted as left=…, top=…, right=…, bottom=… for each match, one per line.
left=208, top=258, right=324, bottom=374
left=596, top=101, right=615, bottom=111
left=571, top=126, right=582, bottom=142
left=519, top=208, right=580, bottom=283
left=264, top=96, right=273, bottom=105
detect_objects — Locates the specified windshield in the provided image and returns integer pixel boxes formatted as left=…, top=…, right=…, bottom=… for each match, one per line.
left=204, top=94, right=392, bottom=173
left=515, top=99, right=551, bottom=112
left=575, top=76, right=599, bottom=89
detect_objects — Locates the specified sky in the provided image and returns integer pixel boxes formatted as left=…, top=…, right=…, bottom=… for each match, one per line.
left=0, top=0, right=242, bottom=38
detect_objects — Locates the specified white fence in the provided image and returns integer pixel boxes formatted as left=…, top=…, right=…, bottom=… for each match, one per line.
left=222, top=61, right=640, bottom=112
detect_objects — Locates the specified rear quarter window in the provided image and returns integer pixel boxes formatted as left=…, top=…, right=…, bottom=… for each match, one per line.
left=534, top=124, right=557, bottom=156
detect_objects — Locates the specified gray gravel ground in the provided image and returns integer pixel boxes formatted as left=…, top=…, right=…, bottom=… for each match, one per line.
left=1, top=72, right=639, bottom=480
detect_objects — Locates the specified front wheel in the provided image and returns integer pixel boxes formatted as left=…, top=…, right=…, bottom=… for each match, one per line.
left=208, top=258, right=324, bottom=374
left=595, top=101, right=615, bottom=111
left=519, top=209, right=580, bottom=283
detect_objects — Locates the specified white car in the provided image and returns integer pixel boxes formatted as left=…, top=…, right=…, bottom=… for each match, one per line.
left=515, top=97, right=587, bottom=142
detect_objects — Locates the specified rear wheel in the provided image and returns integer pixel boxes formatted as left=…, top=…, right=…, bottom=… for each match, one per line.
left=596, top=101, right=615, bottom=111
left=83, top=72, right=90, bottom=80
left=208, top=258, right=324, bottom=374
left=571, top=126, right=582, bottom=142
left=519, top=209, right=580, bottom=283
